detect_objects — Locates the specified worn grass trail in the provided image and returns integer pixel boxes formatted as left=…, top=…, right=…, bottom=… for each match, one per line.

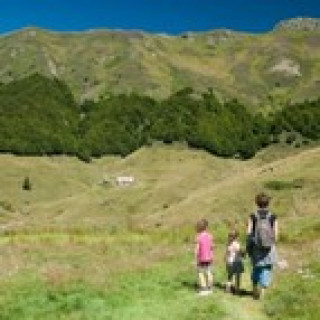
left=80, top=250, right=271, bottom=320
left=0, top=231, right=271, bottom=320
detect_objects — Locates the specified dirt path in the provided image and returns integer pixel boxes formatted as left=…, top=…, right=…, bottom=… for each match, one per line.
left=213, top=283, right=269, bottom=320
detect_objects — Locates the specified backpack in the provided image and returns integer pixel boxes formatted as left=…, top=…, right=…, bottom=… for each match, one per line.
left=253, top=211, right=275, bottom=249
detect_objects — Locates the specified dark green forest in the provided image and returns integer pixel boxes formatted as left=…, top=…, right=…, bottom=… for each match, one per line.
left=0, top=74, right=78, bottom=155
left=0, top=74, right=319, bottom=161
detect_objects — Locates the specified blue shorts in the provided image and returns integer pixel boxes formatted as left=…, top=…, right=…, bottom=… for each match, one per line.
left=251, top=265, right=272, bottom=288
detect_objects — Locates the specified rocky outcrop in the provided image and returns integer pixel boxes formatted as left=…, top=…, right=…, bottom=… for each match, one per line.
left=275, top=18, right=320, bottom=32
left=269, top=58, right=301, bottom=77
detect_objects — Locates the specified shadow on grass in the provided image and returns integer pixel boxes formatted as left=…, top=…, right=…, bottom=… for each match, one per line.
left=180, top=280, right=253, bottom=298
left=214, top=281, right=253, bottom=297
left=180, top=280, right=198, bottom=291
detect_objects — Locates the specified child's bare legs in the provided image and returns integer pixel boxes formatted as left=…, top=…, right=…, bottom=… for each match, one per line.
left=252, top=266, right=272, bottom=299
left=206, top=269, right=213, bottom=289
left=198, top=270, right=213, bottom=289
left=198, top=271, right=207, bottom=290
left=235, top=273, right=241, bottom=293
left=226, top=266, right=232, bottom=292
left=197, top=267, right=213, bottom=294
left=253, top=284, right=264, bottom=299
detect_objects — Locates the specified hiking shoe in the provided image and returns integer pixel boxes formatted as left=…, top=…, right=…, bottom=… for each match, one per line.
left=198, top=289, right=211, bottom=296
left=252, top=288, right=261, bottom=300
left=206, top=289, right=213, bottom=295
left=225, top=285, right=231, bottom=293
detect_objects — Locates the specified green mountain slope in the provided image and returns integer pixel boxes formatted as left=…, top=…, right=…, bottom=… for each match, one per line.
left=0, top=18, right=320, bottom=104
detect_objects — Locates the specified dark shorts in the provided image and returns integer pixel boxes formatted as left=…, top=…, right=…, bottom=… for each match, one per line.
left=226, top=261, right=244, bottom=280
left=197, top=261, right=213, bottom=272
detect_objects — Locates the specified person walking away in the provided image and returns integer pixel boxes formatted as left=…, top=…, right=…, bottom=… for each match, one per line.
left=247, top=193, right=278, bottom=299
left=225, top=230, right=244, bottom=294
left=195, top=218, right=214, bottom=295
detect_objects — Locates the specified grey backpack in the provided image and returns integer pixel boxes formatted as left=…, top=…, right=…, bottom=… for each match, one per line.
left=254, top=211, right=275, bottom=249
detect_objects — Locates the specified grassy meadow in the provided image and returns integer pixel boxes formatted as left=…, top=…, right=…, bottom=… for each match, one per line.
left=0, top=143, right=319, bottom=319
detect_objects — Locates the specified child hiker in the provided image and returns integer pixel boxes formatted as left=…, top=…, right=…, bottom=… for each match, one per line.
left=246, top=193, right=278, bottom=299
left=225, top=230, right=244, bottom=294
left=195, top=218, right=214, bottom=295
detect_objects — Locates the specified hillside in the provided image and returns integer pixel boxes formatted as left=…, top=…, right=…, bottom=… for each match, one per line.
left=0, top=144, right=319, bottom=319
left=0, top=17, right=320, bottom=104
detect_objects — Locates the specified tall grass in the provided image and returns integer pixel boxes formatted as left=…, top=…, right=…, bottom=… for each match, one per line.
left=0, top=257, right=225, bottom=320
left=264, top=262, right=320, bottom=320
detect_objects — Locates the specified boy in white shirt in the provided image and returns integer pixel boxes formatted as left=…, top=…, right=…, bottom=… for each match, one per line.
left=225, top=230, right=244, bottom=294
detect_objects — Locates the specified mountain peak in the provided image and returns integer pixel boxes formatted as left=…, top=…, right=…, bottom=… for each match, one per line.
left=274, top=17, right=320, bottom=32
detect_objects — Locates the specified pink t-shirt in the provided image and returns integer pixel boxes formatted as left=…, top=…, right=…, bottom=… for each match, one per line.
left=196, top=231, right=213, bottom=263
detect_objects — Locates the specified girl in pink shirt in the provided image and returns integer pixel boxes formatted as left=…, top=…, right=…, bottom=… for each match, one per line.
left=195, top=219, right=214, bottom=295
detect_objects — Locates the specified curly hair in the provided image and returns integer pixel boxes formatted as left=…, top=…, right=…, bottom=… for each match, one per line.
left=255, top=192, right=270, bottom=208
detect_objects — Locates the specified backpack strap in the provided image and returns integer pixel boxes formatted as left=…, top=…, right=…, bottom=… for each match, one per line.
left=255, top=210, right=275, bottom=227
left=251, top=213, right=259, bottom=232
left=250, top=213, right=256, bottom=236
left=269, top=213, right=276, bottom=228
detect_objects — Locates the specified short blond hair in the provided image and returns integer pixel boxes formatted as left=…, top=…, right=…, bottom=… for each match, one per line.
left=228, top=230, right=239, bottom=241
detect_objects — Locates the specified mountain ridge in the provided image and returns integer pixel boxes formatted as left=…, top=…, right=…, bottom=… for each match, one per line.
left=4, top=17, right=320, bottom=37
left=0, top=17, right=320, bottom=103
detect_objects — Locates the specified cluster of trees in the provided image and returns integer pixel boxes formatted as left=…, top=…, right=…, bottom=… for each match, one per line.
left=78, top=87, right=270, bottom=160
left=0, top=74, right=78, bottom=155
left=271, top=99, right=320, bottom=140
left=0, top=74, right=320, bottom=161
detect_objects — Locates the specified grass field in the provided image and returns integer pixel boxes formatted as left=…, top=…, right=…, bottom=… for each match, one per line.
left=0, top=143, right=319, bottom=319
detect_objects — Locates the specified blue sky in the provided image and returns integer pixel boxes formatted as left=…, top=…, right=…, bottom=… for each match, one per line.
left=0, top=0, right=319, bottom=34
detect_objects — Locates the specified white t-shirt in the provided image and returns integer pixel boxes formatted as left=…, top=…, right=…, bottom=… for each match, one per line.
left=226, top=240, right=241, bottom=264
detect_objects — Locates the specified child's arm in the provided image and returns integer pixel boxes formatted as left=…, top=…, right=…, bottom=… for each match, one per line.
left=210, top=235, right=215, bottom=255
left=236, top=241, right=242, bottom=256
left=224, top=247, right=228, bottom=263
left=194, top=238, right=199, bottom=265
left=246, top=217, right=252, bottom=236
left=210, top=236, right=215, bottom=263
left=236, top=241, right=246, bottom=258
left=274, top=219, right=279, bottom=242
left=211, top=236, right=215, bottom=250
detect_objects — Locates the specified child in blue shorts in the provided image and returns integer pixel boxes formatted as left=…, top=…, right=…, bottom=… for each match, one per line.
left=247, top=193, right=278, bottom=299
